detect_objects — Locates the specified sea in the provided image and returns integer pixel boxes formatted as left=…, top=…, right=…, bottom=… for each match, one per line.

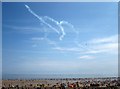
left=2, top=74, right=117, bottom=80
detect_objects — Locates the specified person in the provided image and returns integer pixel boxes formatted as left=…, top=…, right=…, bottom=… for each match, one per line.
left=60, top=83, right=66, bottom=89
left=76, top=82, right=80, bottom=89
left=67, top=82, right=69, bottom=88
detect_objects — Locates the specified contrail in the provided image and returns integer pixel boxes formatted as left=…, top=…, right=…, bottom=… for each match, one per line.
left=25, top=4, right=78, bottom=41
left=44, top=17, right=78, bottom=41
left=25, top=4, right=60, bottom=34
left=60, top=20, right=79, bottom=43
left=44, top=16, right=66, bottom=40
left=60, top=21, right=78, bottom=34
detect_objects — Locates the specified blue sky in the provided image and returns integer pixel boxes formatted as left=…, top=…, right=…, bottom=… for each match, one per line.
left=2, top=2, right=118, bottom=77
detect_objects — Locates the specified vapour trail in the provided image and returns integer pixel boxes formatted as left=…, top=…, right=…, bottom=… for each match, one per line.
left=25, top=5, right=60, bottom=34
left=44, top=16, right=66, bottom=40
left=44, top=17, right=79, bottom=41
left=25, top=4, right=79, bottom=42
left=60, top=21, right=78, bottom=34
left=60, top=20, right=80, bottom=45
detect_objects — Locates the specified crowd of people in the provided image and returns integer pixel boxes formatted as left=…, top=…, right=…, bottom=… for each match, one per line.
left=2, top=78, right=120, bottom=89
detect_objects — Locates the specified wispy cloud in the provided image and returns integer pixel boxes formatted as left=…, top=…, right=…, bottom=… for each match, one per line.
left=89, top=35, right=117, bottom=44
left=3, top=25, right=43, bottom=34
left=3, top=24, right=65, bottom=34
left=53, top=34, right=118, bottom=55
left=86, top=35, right=118, bottom=54
left=79, top=55, right=95, bottom=59
left=53, top=47, right=81, bottom=52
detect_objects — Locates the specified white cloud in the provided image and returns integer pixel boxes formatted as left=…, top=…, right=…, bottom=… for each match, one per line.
left=53, top=47, right=80, bottom=52
left=53, top=35, right=118, bottom=55
left=3, top=25, right=44, bottom=34
left=5, top=25, right=38, bottom=30
left=89, top=35, right=118, bottom=44
left=79, top=55, right=95, bottom=59
left=86, top=35, right=118, bottom=54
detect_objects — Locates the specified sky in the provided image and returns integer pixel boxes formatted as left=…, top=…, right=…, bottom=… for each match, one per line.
left=2, top=2, right=118, bottom=77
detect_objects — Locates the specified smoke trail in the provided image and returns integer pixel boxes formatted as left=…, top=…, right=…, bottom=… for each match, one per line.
left=44, top=16, right=66, bottom=40
left=43, top=17, right=79, bottom=41
left=25, top=4, right=79, bottom=42
left=25, top=5, right=60, bottom=34
left=60, top=20, right=79, bottom=45
left=60, top=21, right=78, bottom=34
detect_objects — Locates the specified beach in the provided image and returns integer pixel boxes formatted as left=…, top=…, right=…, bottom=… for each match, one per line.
left=2, top=77, right=120, bottom=89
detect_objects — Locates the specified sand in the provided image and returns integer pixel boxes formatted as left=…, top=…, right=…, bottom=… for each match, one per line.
left=2, top=79, right=68, bottom=87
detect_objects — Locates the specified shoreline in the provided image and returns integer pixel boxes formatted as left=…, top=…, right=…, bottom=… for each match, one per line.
left=2, top=76, right=118, bottom=80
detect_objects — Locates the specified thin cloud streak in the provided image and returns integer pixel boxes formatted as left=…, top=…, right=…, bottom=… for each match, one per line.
left=53, top=47, right=81, bottom=52
left=44, top=16, right=66, bottom=40
left=86, top=35, right=118, bottom=54
left=79, top=55, right=95, bottom=59
left=25, top=5, right=60, bottom=34
left=89, top=35, right=118, bottom=44
left=53, top=34, right=118, bottom=55
left=3, top=25, right=42, bottom=33
left=25, top=4, right=77, bottom=41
